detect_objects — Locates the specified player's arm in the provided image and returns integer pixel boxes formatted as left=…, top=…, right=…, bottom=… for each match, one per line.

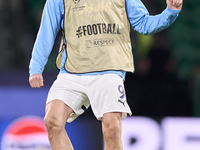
left=126, top=0, right=183, bottom=35
left=29, top=0, right=63, bottom=88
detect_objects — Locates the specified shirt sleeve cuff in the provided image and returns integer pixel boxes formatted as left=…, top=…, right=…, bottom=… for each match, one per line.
left=29, top=69, right=43, bottom=77
left=166, top=7, right=181, bottom=16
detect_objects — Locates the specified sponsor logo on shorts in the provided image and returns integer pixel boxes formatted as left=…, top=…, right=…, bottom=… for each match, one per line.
left=118, top=99, right=126, bottom=107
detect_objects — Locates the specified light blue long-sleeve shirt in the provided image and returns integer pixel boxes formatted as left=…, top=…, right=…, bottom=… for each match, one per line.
left=29, top=0, right=180, bottom=80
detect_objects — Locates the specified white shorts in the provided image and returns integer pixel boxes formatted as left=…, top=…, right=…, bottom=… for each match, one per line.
left=46, top=73, right=132, bottom=123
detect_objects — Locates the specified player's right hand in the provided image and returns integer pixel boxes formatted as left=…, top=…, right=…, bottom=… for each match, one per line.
left=29, top=74, right=44, bottom=88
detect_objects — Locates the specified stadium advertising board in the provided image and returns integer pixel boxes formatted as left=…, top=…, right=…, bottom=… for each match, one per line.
left=1, top=116, right=50, bottom=150
left=0, top=116, right=200, bottom=150
left=122, top=117, right=200, bottom=150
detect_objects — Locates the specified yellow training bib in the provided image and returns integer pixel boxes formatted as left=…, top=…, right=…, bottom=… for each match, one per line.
left=56, top=0, right=134, bottom=73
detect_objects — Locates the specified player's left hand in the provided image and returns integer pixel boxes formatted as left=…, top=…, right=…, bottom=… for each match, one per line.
left=167, top=0, right=183, bottom=10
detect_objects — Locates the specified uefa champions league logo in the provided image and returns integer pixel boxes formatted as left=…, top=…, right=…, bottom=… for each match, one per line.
left=71, top=0, right=85, bottom=11
left=73, top=0, right=80, bottom=5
